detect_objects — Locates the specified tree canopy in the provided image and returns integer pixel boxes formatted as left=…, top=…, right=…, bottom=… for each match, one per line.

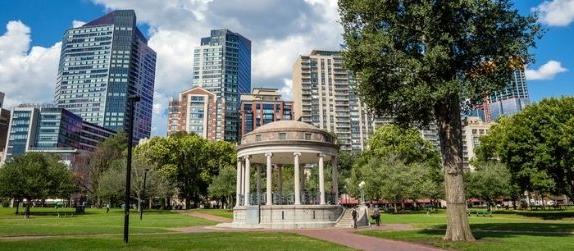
left=338, top=0, right=541, bottom=241
left=465, top=162, right=512, bottom=209
left=0, top=153, right=76, bottom=214
left=476, top=97, right=574, bottom=202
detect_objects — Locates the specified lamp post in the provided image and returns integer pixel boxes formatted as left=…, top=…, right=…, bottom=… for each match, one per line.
left=140, top=168, right=149, bottom=221
left=124, top=95, right=140, bottom=244
left=358, top=181, right=366, bottom=205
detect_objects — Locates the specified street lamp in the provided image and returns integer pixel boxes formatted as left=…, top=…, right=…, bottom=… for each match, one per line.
left=358, top=181, right=366, bottom=205
left=140, top=168, right=150, bottom=221
left=124, top=95, right=140, bottom=244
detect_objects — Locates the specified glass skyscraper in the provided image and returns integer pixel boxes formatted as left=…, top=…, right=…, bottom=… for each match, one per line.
left=488, top=69, right=530, bottom=121
left=192, top=29, right=251, bottom=142
left=54, top=10, right=156, bottom=141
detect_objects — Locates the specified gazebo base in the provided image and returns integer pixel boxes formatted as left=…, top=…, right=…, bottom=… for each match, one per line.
left=229, top=204, right=345, bottom=229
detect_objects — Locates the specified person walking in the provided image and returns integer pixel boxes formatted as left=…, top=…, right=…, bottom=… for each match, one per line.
left=351, top=208, right=358, bottom=229
left=373, top=206, right=381, bottom=226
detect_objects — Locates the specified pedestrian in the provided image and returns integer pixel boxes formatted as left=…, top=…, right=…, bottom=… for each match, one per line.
left=373, top=206, right=381, bottom=226
left=351, top=208, right=358, bottom=229
left=106, top=204, right=110, bottom=213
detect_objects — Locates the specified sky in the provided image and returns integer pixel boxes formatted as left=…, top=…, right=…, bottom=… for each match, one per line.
left=0, top=0, right=573, bottom=136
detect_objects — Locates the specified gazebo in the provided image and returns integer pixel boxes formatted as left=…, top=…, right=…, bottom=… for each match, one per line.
left=230, top=120, right=345, bottom=228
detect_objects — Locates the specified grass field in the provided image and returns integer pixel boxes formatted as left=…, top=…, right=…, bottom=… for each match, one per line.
left=361, top=210, right=574, bottom=250
left=0, top=207, right=350, bottom=250
left=193, top=208, right=233, bottom=219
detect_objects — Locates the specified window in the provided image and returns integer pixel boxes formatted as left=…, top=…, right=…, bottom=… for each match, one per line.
left=256, top=134, right=262, bottom=142
left=279, top=133, right=287, bottom=140
left=305, top=133, right=312, bottom=140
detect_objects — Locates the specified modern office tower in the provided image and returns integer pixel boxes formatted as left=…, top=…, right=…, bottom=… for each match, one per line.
left=192, top=29, right=251, bottom=142
left=0, top=92, right=4, bottom=108
left=240, top=88, right=293, bottom=137
left=461, top=116, right=494, bottom=170
left=473, top=69, right=529, bottom=122
left=293, top=50, right=374, bottom=151
left=2, top=105, right=114, bottom=165
left=54, top=10, right=156, bottom=142
left=167, top=87, right=223, bottom=140
left=0, top=106, right=9, bottom=160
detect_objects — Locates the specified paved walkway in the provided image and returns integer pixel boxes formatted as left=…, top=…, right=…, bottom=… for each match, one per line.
left=176, top=211, right=443, bottom=251
left=296, top=229, right=443, bottom=251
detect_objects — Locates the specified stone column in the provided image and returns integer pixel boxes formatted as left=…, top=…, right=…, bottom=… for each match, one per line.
left=235, top=157, right=242, bottom=207
left=244, top=155, right=251, bottom=206
left=265, top=153, right=273, bottom=206
left=332, top=156, right=339, bottom=204
left=293, top=152, right=301, bottom=205
left=319, top=154, right=326, bottom=205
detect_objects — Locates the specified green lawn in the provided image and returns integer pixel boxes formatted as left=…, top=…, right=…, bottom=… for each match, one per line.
left=0, top=207, right=213, bottom=237
left=0, top=207, right=351, bottom=250
left=0, top=232, right=351, bottom=251
left=193, top=209, right=233, bottom=219
left=362, top=211, right=574, bottom=250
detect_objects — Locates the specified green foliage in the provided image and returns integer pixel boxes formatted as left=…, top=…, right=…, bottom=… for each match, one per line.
left=138, top=133, right=236, bottom=207
left=348, top=125, right=443, bottom=208
left=77, top=132, right=127, bottom=202
left=0, top=153, right=76, bottom=211
left=338, top=0, right=541, bottom=125
left=208, top=165, right=236, bottom=207
left=476, top=97, right=574, bottom=201
left=465, top=162, right=511, bottom=208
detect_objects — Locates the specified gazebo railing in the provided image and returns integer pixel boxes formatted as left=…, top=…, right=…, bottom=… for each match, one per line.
left=241, top=192, right=337, bottom=206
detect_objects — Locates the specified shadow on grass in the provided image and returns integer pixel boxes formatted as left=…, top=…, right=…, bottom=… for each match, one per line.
left=493, top=210, right=574, bottom=220
left=424, top=222, right=574, bottom=240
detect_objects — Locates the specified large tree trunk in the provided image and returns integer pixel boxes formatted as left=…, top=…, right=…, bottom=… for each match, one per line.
left=435, top=96, right=475, bottom=241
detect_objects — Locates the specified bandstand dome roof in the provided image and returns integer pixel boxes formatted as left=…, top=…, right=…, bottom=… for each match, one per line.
left=249, top=120, right=320, bottom=134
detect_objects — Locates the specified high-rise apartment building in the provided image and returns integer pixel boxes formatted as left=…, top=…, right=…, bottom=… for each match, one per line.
left=167, top=87, right=223, bottom=140
left=55, top=10, right=156, bottom=142
left=293, top=50, right=374, bottom=151
left=240, top=88, right=293, bottom=137
left=192, top=29, right=251, bottom=142
left=2, top=105, right=114, bottom=165
left=461, top=116, right=494, bottom=170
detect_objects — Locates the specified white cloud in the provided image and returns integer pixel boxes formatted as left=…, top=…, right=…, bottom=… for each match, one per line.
left=534, top=0, right=574, bottom=26
left=525, top=60, right=568, bottom=80
left=279, top=78, right=293, bottom=101
left=0, top=21, right=61, bottom=108
left=72, top=20, right=86, bottom=28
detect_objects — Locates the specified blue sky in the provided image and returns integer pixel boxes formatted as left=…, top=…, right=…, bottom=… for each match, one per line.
left=0, top=0, right=573, bottom=136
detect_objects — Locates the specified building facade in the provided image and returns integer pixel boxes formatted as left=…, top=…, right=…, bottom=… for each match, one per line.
left=192, top=29, right=251, bottom=142
left=54, top=10, right=156, bottom=142
left=240, top=88, right=293, bottom=137
left=461, top=116, right=494, bottom=170
left=472, top=69, right=529, bottom=122
left=2, top=105, right=114, bottom=164
left=293, top=50, right=374, bottom=151
left=0, top=92, right=9, bottom=159
left=167, top=87, right=223, bottom=140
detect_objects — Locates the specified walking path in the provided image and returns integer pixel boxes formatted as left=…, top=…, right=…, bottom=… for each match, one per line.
left=180, top=211, right=442, bottom=251
left=296, top=229, right=443, bottom=251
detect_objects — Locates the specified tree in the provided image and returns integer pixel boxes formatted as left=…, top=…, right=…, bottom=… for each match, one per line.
left=76, top=132, right=127, bottom=205
left=349, top=125, right=442, bottom=211
left=476, top=97, right=574, bottom=204
left=465, top=162, right=511, bottom=210
left=0, top=153, right=76, bottom=216
left=138, top=133, right=236, bottom=208
left=208, top=165, right=236, bottom=209
left=339, top=0, right=541, bottom=241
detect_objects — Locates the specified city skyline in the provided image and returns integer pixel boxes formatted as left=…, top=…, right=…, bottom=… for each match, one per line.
left=0, top=0, right=573, bottom=137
